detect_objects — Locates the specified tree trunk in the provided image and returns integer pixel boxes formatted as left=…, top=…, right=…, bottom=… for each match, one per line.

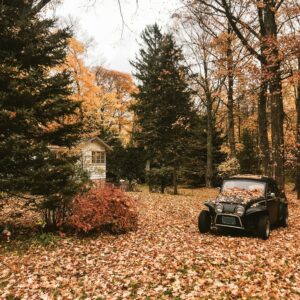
left=258, top=77, right=271, bottom=176
left=173, top=167, right=178, bottom=195
left=269, top=67, right=285, bottom=189
left=160, top=183, right=165, bottom=194
left=227, top=26, right=236, bottom=158
left=206, top=95, right=213, bottom=187
left=237, top=97, right=241, bottom=143
left=264, top=1, right=285, bottom=190
left=296, top=57, right=300, bottom=199
left=44, top=208, right=58, bottom=232
left=128, top=179, right=133, bottom=192
left=146, top=160, right=152, bottom=192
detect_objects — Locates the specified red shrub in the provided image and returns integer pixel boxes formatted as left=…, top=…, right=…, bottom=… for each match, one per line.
left=67, top=186, right=138, bottom=233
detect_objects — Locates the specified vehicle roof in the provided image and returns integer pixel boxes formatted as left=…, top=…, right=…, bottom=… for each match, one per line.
left=227, top=174, right=274, bottom=182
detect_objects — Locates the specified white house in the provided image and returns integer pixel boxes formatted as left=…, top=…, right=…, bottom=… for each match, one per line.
left=49, top=137, right=112, bottom=181
left=77, top=137, right=112, bottom=180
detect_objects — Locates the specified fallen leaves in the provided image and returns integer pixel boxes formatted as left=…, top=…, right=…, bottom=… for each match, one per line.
left=220, top=187, right=264, bottom=203
left=0, top=187, right=300, bottom=299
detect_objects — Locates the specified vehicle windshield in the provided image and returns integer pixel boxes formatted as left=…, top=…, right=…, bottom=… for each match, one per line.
left=222, top=179, right=266, bottom=197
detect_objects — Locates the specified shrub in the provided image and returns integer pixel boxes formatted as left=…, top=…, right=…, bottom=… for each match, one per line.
left=67, top=186, right=138, bottom=233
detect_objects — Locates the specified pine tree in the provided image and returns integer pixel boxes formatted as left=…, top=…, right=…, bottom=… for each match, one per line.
left=131, top=24, right=197, bottom=194
left=183, top=115, right=225, bottom=187
left=238, top=129, right=259, bottom=174
left=0, top=0, right=88, bottom=228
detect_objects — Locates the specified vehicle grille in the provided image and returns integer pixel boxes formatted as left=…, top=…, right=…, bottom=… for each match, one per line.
left=215, top=214, right=243, bottom=228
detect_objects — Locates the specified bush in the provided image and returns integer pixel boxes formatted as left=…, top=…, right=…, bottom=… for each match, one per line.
left=67, top=186, right=138, bottom=234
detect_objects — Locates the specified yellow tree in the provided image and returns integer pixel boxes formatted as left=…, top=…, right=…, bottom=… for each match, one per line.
left=64, top=38, right=102, bottom=137
left=94, top=67, right=136, bottom=143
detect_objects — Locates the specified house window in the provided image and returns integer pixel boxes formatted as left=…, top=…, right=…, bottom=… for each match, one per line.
left=92, top=151, right=105, bottom=164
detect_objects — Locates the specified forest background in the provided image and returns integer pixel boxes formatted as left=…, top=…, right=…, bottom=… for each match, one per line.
left=1, top=0, right=300, bottom=230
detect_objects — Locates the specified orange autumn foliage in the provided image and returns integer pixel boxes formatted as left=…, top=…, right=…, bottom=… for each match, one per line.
left=67, top=186, right=138, bottom=233
left=65, top=38, right=102, bottom=136
left=95, top=67, right=137, bottom=143
left=52, top=38, right=136, bottom=143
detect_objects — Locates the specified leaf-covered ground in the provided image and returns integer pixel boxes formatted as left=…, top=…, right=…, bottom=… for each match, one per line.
left=1, top=188, right=300, bottom=299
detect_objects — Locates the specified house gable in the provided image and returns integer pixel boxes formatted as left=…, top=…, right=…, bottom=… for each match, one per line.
left=49, top=137, right=111, bottom=181
left=77, top=137, right=112, bottom=153
left=79, top=138, right=112, bottom=181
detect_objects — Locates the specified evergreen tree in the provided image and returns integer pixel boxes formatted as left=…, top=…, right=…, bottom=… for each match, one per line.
left=131, top=24, right=197, bottom=194
left=182, top=115, right=225, bottom=187
left=238, top=129, right=259, bottom=174
left=0, top=0, right=88, bottom=228
left=98, top=127, right=146, bottom=188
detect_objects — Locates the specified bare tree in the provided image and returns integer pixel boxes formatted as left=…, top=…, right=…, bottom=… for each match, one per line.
left=175, top=1, right=254, bottom=185
left=283, top=5, right=300, bottom=197
left=173, top=11, right=226, bottom=187
left=184, top=0, right=291, bottom=189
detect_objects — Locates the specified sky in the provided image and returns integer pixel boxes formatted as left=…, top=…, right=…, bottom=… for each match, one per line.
left=52, top=0, right=182, bottom=74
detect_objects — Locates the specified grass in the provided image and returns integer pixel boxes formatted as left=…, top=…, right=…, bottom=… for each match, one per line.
left=0, top=232, right=60, bottom=254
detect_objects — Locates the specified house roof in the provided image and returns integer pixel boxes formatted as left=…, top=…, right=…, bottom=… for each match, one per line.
left=48, top=137, right=112, bottom=152
left=83, top=137, right=113, bottom=152
left=47, top=145, right=69, bottom=151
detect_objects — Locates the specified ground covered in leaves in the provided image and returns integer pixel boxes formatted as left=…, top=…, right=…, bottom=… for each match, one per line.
left=1, top=187, right=300, bottom=299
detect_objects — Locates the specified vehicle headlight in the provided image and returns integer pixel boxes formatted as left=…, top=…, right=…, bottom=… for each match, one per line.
left=235, top=205, right=245, bottom=216
left=215, top=203, right=223, bottom=213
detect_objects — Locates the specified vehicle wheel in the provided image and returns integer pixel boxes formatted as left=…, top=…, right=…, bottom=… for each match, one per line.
left=257, top=215, right=270, bottom=240
left=279, top=205, right=288, bottom=227
left=198, top=210, right=211, bottom=233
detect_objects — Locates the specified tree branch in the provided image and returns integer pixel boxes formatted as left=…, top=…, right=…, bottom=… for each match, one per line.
left=31, top=0, right=52, bottom=15
left=275, top=0, right=286, bottom=11
left=220, top=0, right=264, bottom=62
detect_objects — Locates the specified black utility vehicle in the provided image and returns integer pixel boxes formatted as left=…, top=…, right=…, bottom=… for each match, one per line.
left=198, top=175, right=288, bottom=239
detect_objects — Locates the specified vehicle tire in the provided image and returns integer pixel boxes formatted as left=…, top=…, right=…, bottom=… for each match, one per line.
left=279, top=205, right=288, bottom=227
left=198, top=210, right=211, bottom=233
left=257, top=215, right=270, bottom=240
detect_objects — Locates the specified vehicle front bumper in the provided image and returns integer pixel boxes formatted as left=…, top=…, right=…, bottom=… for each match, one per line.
left=214, top=213, right=245, bottom=229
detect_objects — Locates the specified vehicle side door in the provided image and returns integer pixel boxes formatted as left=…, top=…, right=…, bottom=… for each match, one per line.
left=266, top=181, right=279, bottom=224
